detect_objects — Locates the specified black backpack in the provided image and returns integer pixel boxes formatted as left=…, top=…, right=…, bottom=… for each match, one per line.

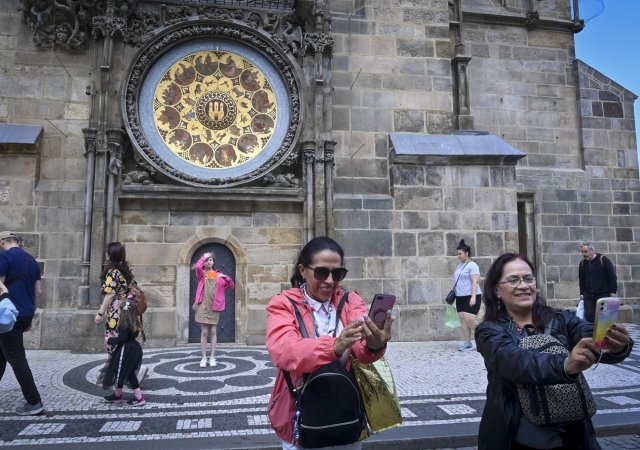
left=283, top=292, right=366, bottom=449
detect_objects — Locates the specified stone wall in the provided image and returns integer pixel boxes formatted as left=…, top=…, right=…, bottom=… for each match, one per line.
left=0, top=0, right=637, bottom=350
left=0, top=1, right=92, bottom=348
left=116, top=205, right=304, bottom=346
left=462, top=7, right=640, bottom=311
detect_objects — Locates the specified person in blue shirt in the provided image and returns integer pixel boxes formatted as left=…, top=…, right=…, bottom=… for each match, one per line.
left=0, top=231, right=44, bottom=415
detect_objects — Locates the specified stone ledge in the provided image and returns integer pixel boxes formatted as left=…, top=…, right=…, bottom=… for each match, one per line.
left=0, top=124, right=43, bottom=155
left=390, top=132, right=526, bottom=166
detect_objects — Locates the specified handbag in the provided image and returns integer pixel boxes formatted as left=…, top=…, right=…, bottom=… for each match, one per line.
left=445, top=290, right=456, bottom=305
left=444, top=304, right=461, bottom=328
left=517, top=332, right=596, bottom=425
left=445, top=261, right=469, bottom=305
left=351, top=356, right=402, bottom=433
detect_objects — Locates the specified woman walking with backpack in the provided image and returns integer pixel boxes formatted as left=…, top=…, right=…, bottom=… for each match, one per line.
left=94, top=242, right=147, bottom=382
left=95, top=242, right=133, bottom=355
left=266, top=237, right=393, bottom=450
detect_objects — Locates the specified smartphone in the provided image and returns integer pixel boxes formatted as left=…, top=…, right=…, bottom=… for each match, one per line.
left=593, top=297, right=620, bottom=350
left=368, top=294, right=396, bottom=329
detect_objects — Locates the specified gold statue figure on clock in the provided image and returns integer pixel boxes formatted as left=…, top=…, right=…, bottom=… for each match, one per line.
left=153, top=50, right=277, bottom=169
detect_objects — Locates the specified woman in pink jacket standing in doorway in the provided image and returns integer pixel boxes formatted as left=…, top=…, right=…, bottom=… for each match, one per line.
left=266, top=236, right=393, bottom=449
left=192, top=251, right=234, bottom=368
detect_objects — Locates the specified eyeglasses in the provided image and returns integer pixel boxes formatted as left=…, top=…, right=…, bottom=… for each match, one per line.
left=499, top=275, right=536, bottom=287
left=304, top=266, right=348, bottom=282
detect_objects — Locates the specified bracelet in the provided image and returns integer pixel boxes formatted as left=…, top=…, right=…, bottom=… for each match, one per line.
left=96, top=312, right=103, bottom=317
left=366, top=343, right=387, bottom=353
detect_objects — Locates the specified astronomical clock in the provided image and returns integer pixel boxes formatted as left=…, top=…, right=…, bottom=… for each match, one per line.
left=123, top=24, right=301, bottom=187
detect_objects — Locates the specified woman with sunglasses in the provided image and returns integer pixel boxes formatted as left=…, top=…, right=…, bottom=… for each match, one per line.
left=266, top=236, right=393, bottom=450
left=475, top=252, right=633, bottom=450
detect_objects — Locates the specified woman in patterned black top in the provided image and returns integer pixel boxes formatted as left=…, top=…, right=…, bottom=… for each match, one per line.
left=94, top=242, right=133, bottom=355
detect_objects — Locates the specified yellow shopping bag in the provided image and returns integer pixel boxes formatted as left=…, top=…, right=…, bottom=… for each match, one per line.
left=351, top=356, right=402, bottom=433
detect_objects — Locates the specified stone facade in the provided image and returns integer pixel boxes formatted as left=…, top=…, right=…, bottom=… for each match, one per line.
left=0, top=0, right=637, bottom=350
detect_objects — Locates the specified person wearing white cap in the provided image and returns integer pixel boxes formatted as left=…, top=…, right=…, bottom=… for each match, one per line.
left=0, top=231, right=44, bottom=415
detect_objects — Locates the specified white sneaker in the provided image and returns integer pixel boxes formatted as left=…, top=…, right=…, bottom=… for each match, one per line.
left=209, top=357, right=217, bottom=367
left=199, top=357, right=207, bottom=368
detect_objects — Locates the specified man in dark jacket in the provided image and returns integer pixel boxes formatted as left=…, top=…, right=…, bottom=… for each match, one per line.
left=578, top=243, right=617, bottom=323
left=0, top=231, right=44, bottom=415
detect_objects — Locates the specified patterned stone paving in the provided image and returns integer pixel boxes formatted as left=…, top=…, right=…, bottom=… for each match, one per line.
left=0, top=324, right=638, bottom=448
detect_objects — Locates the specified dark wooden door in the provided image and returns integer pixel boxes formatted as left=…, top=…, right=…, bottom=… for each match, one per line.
left=188, top=243, right=236, bottom=343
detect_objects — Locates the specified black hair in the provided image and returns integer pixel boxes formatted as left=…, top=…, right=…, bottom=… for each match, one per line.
left=117, top=298, right=144, bottom=340
left=482, top=252, right=555, bottom=331
left=101, top=241, right=133, bottom=285
left=290, top=236, right=345, bottom=287
left=456, top=239, right=471, bottom=256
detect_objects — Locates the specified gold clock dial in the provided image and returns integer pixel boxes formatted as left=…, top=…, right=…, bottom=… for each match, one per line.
left=153, top=50, right=277, bottom=169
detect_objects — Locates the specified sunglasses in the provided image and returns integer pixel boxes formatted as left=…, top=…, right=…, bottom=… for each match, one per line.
left=304, top=265, right=348, bottom=282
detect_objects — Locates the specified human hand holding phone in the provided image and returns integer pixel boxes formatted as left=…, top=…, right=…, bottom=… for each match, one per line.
left=593, top=297, right=620, bottom=351
left=368, top=294, right=396, bottom=329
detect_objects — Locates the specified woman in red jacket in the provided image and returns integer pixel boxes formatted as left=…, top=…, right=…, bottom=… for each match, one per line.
left=266, top=236, right=393, bottom=450
left=192, top=251, right=234, bottom=368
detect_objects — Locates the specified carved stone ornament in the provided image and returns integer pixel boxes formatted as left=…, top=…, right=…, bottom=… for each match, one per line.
left=261, top=172, right=299, bottom=188
left=303, top=33, right=334, bottom=55
left=20, top=1, right=302, bottom=53
left=123, top=169, right=151, bottom=185
left=19, top=0, right=103, bottom=50
left=524, top=10, right=540, bottom=29
left=122, top=21, right=302, bottom=187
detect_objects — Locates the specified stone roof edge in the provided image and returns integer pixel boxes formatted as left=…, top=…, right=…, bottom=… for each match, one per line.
left=576, top=59, right=638, bottom=99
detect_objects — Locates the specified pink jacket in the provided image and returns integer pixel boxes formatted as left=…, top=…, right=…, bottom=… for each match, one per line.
left=266, top=287, right=386, bottom=442
left=193, top=255, right=235, bottom=311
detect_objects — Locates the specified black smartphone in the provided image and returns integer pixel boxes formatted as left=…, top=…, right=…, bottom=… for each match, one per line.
left=368, top=294, right=396, bottom=329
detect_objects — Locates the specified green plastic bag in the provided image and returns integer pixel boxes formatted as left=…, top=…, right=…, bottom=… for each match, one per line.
left=444, top=304, right=461, bottom=328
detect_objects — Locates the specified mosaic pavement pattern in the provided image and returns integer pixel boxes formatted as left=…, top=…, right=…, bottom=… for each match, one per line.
left=0, top=325, right=638, bottom=447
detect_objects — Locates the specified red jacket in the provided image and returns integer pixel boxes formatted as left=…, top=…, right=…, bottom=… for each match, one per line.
left=193, top=255, right=235, bottom=311
left=266, top=287, right=385, bottom=442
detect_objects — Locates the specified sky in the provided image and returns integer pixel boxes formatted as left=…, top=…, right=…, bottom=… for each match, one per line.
left=573, top=0, right=639, bottom=158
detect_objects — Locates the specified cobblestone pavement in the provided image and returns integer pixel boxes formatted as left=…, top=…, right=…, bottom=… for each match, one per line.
left=0, top=325, right=638, bottom=449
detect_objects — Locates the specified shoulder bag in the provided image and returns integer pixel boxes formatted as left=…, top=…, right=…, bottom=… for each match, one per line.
left=516, top=321, right=596, bottom=426
left=445, top=261, right=469, bottom=305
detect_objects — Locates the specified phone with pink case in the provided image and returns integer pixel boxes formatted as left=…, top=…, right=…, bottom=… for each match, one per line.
left=368, top=294, right=396, bottom=329
left=593, top=297, right=620, bottom=350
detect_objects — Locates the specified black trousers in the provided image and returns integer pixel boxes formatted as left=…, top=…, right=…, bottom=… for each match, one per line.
left=583, top=292, right=609, bottom=323
left=0, top=316, right=42, bottom=405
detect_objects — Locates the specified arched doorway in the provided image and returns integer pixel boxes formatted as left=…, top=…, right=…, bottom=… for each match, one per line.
left=188, top=243, right=237, bottom=343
